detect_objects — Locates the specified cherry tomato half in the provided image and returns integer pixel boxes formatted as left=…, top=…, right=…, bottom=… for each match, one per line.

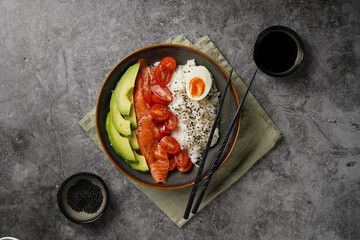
left=151, top=84, right=173, bottom=102
left=152, top=94, right=169, bottom=106
left=155, top=131, right=167, bottom=142
left=174, top=149, right=189, bottom=167
left=168, top=155, right=177, bottom=171
left=147, top=67, right=157, bottom=85
left=177, top=156, right=193, bottom=173
left=159, top=57, right=177, bottom=72
left=165, top=111, right=178, bottom=131
left=152, top=117, right=164, bottom=125
left=150, top=104, right=169, bottom=121
left=155, top=64, right=171, bottom=86
left=154, top=124, right=171, bottom=142
left=159, top=124, right=171, bottom=134
left=160, top=136, right=180, bottom=154
left=147, top=89, right=169, bottom=106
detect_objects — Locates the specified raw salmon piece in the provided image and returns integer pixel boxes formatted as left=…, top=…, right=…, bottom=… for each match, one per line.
left=134, top=88, right=150, bottom=119
left=147, top=67, right=156, bottom=84
left=149, top=119, right=160, bottom=140
left=136, top=59, right=150, bottom=93
left=154, top=143, right=168, bottom=161
left=137, top=115, right=155, bottom=165
left=138, top=58, right=147, bottom=71
left=134, top=59, right=151, bottom=119
left=134, top=59, right=170, bottom=184
left=149, top=159, right=170, bottom=184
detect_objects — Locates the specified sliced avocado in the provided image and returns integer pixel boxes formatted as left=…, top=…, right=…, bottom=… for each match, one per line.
left=106, top=112, right=136, bottom=163
left=129, top=129, right=139, bottom=150
left=129, top=151, right=149, bottom=172
left=124, top=101, right=137, bottom=129
left=116, top=63, right=140, bottom=116
left=110, top=86, right=131, bottom=136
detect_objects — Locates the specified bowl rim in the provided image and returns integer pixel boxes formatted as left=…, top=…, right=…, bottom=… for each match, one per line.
left=57, top=172, right=109, bottom=224
left=95, top=43, right=241, bottom=189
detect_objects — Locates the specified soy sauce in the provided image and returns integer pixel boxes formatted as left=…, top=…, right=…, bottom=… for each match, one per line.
left=255, top=31, right=298, bottom=73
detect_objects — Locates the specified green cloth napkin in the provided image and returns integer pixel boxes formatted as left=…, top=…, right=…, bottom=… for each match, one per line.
left=78, top=35, right=282, bottom=227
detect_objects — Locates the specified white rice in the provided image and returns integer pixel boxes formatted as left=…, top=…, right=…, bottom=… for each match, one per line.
left=167, top=59, right=220, bottom=164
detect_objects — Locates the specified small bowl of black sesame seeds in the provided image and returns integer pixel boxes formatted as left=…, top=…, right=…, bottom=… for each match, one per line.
left=57, top=172, right=108, bottom=224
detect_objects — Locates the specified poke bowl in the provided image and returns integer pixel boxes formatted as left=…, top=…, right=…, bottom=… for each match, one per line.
left=96, top=44, right=240, bottom=189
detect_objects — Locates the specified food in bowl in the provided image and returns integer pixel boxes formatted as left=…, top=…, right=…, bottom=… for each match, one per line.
left=105, top=56, right=220, bottom=184
left=167, top=60, right=220, bottom=163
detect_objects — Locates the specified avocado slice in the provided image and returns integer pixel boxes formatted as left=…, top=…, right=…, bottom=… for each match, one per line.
left=129, top=151, right=149, bottom=172
left=116, top=63, right=140, bottom=116
left=129, top=129, right=139, bottom=150
left=124, top=100, right=137, bottom=129
left=110, top=86, right=131, bottom=136
left=106, top=112, right=136, bottom=163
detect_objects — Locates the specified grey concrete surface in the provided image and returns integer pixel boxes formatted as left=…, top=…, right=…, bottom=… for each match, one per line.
left=1, top=0, right=359, bottom=239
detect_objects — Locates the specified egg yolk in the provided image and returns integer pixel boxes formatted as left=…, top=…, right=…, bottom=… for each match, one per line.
left=189, top=77, right=206, bottom=98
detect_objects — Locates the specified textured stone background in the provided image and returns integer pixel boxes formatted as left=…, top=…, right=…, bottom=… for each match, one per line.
left=1, top=0, right=359, bottom=239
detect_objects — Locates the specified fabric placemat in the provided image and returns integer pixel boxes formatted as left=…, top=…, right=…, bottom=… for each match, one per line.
left=78, top=35, right=282, bottom=227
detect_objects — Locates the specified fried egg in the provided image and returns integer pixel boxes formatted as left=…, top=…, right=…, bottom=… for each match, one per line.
left=185, top=66, right=212, bottom=101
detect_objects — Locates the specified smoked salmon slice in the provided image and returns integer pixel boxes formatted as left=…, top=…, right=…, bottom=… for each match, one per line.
left=149, top=159, right=170, bottom=184
left=134, top=59, right=151, bottom=119
left=136, top=59, right=150, bottom=93
left=137, top=115, right=155, bottom=165
left=134, top=59, right=170, bottom=184
left=147, top=67, right=156, bottom=84
left=152, top=144, right=170, bottom=183
left=137, top=116, right=170, bottom=184
left=153, top=143, right=168, bottom=161
left=134, top=87, right=150, bottom=119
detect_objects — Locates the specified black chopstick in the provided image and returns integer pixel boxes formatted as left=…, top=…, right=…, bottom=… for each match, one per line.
left=191, top=69, right=257, bottom=215
left=183, top=69, right=233, bottom=220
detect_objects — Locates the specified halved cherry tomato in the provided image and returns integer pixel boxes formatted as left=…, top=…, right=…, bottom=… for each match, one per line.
left=174, top=149, right=189, bottom=167
left=160, top=136, right=180, bottom=154
left=154, top=131, right=166, bottom=142
left=155, top=64, right=171, bottom=86
left=158, top=124, right=170, bottom=134
left=151, top=117, right=163, bottom=125
left=147, top=67, right=157, bottom=85
left=152, top=94, right=169, bottom=105
left=168, top=155, right=177, bottom=171
left=151, top=85, right=173, bottom=102
left=177, top=156, right=193, bottom=173
left=147, top=89, right=169, bottom=106
left=154, top=144, right=168, bottom=161
left=165, top=111, right=178, bottom=131
left=159, top=57, right=177, bottom=72
left=150, top=104, right=169, bottom=121
left=154, top=124, right=171, bottom=141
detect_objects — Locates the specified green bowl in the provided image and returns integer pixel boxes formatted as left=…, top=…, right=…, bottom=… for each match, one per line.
left=96, top=44, right=240, bottom=189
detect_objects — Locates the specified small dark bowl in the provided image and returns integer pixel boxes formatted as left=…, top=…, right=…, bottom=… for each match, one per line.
left=96, top=44, right=241, bottom=189
left=57, top=172, right=108, bottom=224
left=254, top=26, right=304, bottom=77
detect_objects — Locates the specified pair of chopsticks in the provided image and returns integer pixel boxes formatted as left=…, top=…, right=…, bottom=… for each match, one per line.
left=183, top=69, right=257, bottom=219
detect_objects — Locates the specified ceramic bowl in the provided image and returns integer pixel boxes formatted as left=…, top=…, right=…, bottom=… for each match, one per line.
left=57, top=172, right=108, bottom=224
left=96, top=44, right=240, bottom=189
left=253, top=25, right=304, bottom=77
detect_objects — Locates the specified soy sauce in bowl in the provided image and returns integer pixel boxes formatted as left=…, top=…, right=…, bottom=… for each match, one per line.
left=254, top=26, right=304, bottom=77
